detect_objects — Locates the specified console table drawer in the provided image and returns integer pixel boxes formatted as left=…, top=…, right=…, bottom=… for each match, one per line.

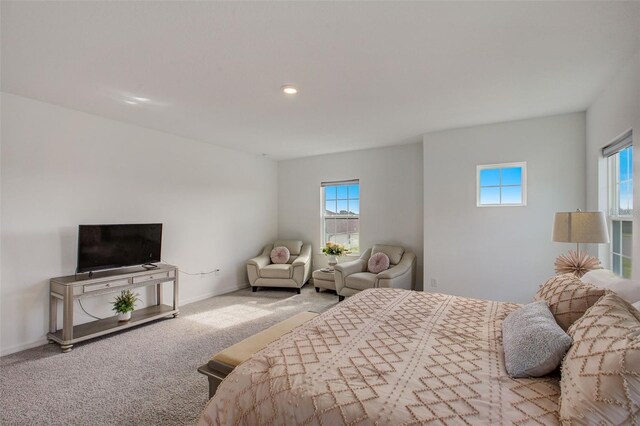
left=83, top=279, right=130, bottom=293
left=132, top=270, right=175, bottom=284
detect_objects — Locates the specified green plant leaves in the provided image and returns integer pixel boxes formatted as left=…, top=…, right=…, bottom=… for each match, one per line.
left=111, top=290, right=140, bottom=314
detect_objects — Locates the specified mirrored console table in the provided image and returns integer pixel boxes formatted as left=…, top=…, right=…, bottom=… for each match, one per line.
left=48, top=264, right=179, bottom=352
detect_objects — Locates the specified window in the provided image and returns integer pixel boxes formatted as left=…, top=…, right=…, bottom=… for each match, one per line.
left=322, top=180, right=359, bottom=253
left=477, top=162, right=527, bottom=206
left=605, top=132, right=633, bottom=278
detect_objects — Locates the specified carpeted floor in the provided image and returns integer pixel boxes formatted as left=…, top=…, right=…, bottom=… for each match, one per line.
left=0, top=285, right=338, bottom=425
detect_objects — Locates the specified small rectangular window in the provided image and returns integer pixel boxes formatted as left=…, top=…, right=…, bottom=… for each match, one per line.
left=477, top=162, right=527, bottom=207
left=321, top=180, right=359, bottom=253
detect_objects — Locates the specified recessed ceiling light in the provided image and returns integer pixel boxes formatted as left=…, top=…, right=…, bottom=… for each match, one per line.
left=281, top=85, right=298, bottom=95
left=115, top=92, right=167, bottom=107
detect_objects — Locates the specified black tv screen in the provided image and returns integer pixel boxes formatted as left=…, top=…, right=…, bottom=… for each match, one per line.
left=77, top=224, right=162, bottom=273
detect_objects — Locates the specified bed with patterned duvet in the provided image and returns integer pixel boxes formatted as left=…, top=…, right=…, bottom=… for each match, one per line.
left=198, top=287, right=561, bottom=425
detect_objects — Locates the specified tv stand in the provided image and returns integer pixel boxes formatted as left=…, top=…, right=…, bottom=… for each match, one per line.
left=48, top=264, right=179, bottom=353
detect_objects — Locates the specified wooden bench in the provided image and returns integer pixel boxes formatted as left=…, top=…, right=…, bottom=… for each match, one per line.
left=197, top=311, right=318, bottom=398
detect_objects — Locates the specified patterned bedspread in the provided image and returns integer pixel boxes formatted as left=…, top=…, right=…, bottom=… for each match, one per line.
left=199, top=289, right=560, bottom=425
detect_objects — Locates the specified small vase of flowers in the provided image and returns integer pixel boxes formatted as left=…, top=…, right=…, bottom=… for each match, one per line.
left=322, top=242, right=347, bottom=271
left=111, top=289, right=140, bottom=322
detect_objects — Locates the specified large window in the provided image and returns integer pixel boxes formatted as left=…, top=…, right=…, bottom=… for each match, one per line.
left=322, top=180, right=359, bottom=253
left=477, top=162, right=527, bottom=206
left=605, top=133, right=633, bottom=278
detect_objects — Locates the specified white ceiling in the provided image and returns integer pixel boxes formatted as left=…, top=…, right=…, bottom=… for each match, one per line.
left=2, top=2, right=639, bottom=160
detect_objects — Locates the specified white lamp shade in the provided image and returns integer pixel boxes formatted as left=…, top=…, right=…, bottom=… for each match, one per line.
left=552, top=211, right=610, bottom=244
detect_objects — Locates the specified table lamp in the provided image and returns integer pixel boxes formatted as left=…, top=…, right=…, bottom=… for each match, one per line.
left=552, top=210, right=610, bottom=277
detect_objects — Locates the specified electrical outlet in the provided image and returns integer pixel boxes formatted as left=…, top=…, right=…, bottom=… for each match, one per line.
left=430, top=278, right=438, bottom=288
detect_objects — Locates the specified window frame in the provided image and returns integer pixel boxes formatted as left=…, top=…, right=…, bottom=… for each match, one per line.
left=607, top=144, right=633, bottom=219
left=610, top=219, right=632, bottom=278
left=321, top=180, right=360, bottom=254
left=605, top=139, right=633, bottom=278
left=476, top=162, right=527, bottom=207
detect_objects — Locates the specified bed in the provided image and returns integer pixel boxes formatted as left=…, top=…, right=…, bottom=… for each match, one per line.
left=198, top=288, right=560, bottom=425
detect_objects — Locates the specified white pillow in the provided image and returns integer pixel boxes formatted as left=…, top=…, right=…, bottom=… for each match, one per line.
left=581, top=269, right=640, bottom=304
left=580, top=269, right=618, bottom=286
left=633, top=301, right=640, bottom=311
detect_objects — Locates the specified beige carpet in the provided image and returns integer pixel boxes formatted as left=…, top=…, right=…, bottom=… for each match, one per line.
left=0, top=285, right=338, bottom=425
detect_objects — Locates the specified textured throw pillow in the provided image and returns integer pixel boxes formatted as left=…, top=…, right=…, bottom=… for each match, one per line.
left=581, top=269, right=640, bottom=304
left=502, top=301, right=572, bottom=378
left=534, top=273, right=606, bottom=331
left=560, top=293, right=640, bottom=425
left=368, top=252, right=390, bottom=274
left=270, top=246, right=290, bottom=264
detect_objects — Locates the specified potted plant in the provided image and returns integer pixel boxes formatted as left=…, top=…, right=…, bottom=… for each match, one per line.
left=321, top=241, right=347, bottom=270
left=111, top=289, right=140, bottom=322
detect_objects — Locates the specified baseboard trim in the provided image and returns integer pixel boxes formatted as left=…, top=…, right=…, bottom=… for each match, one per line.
left=1, top=337, right=49, bottom=357
left=180, top=282, right=250, bottom=306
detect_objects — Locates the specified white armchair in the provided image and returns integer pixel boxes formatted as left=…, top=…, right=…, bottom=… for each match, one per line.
left=334, top=244, right=416, bottom=300
left=247, top=240, right=312, bottom=293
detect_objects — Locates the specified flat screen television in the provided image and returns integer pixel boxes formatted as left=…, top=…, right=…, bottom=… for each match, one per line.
left=77, top=224, right=162, bottom=273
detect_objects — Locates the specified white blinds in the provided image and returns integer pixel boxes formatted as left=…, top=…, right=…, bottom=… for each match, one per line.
left=602, top=130, right=633, bottom=157
left=321, top=179, right=359, bottom=187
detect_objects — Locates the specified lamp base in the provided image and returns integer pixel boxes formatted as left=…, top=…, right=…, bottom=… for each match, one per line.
left=554, top=250, right=602, bottom=278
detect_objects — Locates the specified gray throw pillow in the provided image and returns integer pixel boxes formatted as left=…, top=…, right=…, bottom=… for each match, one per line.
left=502, top=300, right=572, bottom=378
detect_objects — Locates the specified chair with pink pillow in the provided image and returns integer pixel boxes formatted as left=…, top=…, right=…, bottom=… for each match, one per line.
left=334, top=244, right=416, bottom=301
left=246, top=240, right=312, bottom=293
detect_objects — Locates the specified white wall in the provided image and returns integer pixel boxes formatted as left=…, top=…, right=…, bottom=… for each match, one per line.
left=423, top=113, right=586, bottom=303
left=0, top=93, right=278, bottom=355
left=586, top=50, right=640, bottom=275
left=278, top=143, right=424, bottom=290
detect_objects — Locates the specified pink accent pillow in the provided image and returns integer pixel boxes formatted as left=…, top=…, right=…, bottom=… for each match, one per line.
left=368, top=252, right=390, bottom=274
left=270, top=246, right=290, bottom=264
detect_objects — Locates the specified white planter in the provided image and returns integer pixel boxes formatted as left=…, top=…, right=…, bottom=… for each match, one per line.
left=117, top=312, right=132, bottom=322
left=327, top=255, right=338, bottom=270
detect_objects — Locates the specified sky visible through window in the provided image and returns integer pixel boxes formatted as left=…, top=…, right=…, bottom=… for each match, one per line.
left=479, top=166, right=523, bottom=205
left=324, top=183, right=359, bottom=252
left=617, top=146, right=633, bottom=215
left=324, top=184, right=360, bottom=215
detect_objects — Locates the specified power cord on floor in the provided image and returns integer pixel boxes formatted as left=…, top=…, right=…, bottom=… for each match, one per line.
left=161, top=259, right=219, bottom=276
